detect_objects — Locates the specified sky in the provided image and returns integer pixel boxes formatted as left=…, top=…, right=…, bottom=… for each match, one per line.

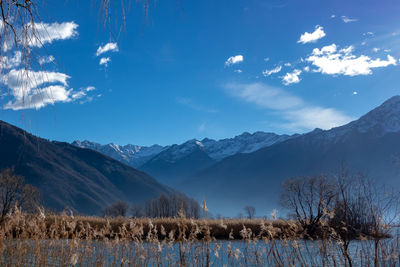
left=1, top=0, right=400, bottom=146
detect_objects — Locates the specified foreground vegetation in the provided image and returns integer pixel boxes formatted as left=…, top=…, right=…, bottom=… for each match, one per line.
left=1, top=210, right=400, bottom=266
left=2, top=168, right=400, bottom=265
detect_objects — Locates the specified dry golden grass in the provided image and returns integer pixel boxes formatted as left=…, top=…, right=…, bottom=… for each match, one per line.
left=2, top=212, right=301, bottom=241
left=1, top=209, right=400, bottom=266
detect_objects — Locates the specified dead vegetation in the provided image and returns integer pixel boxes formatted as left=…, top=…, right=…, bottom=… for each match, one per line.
left=1, top=210, right=400, bottom=266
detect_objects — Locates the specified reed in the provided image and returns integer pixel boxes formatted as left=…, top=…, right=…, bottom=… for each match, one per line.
left=1, top=208, right=399, bottom=266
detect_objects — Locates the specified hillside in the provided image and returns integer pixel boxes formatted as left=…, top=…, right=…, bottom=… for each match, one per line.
left=0, top=120, right=173, bottom=215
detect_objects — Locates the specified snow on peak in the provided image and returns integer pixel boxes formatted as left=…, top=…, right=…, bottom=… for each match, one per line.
left=345, top=95, right=400, bottom=135
left=202, top=131, right=294, bottom=160
left=195, top=140, right=204, bottom=147
left=304, top=95, right=400, bottom=142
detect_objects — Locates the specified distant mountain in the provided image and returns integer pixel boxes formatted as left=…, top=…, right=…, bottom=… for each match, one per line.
left=0, top=121, right=173, bottom=215
left=72, top=140, right=165, bottom=168
left=140, top=140, right=216, bottom=184
left=73, top=132, right=295, bottom=184
left=179, top=96, right=400, bottom=216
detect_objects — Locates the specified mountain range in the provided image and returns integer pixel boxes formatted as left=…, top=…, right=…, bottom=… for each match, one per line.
left=0, top=120, right=173, bottom=215
left=73, top=132, right=296, bottom=184
left=73, top=96, right=400, bottom=216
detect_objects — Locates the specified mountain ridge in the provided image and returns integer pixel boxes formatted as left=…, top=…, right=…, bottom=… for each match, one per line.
left=0, top=120, right=174, bottom=215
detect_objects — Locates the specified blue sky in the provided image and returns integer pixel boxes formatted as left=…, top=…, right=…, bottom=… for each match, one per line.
left=1, top=0, right=400, bottom=146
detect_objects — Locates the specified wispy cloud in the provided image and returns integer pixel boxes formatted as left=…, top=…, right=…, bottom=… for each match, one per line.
left=282, top=69, right=302, bottom=85
left=262, top=66, right=282, bottom=76
left=306, top=44, right=397, bottom=76
left=225, top=82, right=303, bottom=110
left=225, top=82, right=352, bottom=131
left=198, top=122, right=206, bottom=132
left=96, top=42, right=119, bottom=56
left=176, top=97, right=218, bottom=113
left=38, top=55, right=55, bottom=65
left=225, top=55, right=243, bottom=66
left=341, top=16, right=358, bottom=23
left=298, top=26, right=326, bottom=44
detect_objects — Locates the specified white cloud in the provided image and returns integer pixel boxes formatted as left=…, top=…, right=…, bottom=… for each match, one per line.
left=264, top=57, right=270, bottom=62
left=284, top=62, right=292, bottom=67
left=2, top=69, right=69, bottom=98
left=96, top=42, right=119, bottom=56
left=99, top=57, right=111, bottom=66
left=372, top=47, right=380, bottom=52
left=282, top=69, right=302, bottom=85
left=71, top=90, right=86, bottom=100
left=85, top=86, right=96, bottom=92
left=225, top=55, right=243, bottom=66
left=225, top=82, right=352, bottom=131
left=2, top=69, right=97, bottom=110
left=262, top=65, right=282, bottom=76
left=304, top=66, right=310, bottom=72
left=5, top=85, right=72, bottom=110
left=341, top=16, right=358, bottom=23
left=234, top=69, right=243, bottom=73
left=306, top=44, right=397, bottom=76
left=353, top=91, right=358, bottom=95
left=38, top=55, right=55, bottom=65
left=331, top=15, right=336, bottom=18
left=1, top=51, right=22, bottom=69
left=298, top=25, right=326, bottom=44
left=28, top=22, right=78, bottom=47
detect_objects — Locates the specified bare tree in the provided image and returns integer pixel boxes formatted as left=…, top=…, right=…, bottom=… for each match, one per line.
left=102, top=200, right=128, bottom=217
left=244, top=205, right=256, bottom=219
left=0, top=168, right=41, bottom=223
left=280, top=175, right=336, bottom=238
left=138, top=193, right=201, bottom=218
left=131, top=204, right=143, bottom=218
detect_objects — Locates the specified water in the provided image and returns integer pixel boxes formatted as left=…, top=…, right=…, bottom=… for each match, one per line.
left=3, top=237, right=400, bottom=266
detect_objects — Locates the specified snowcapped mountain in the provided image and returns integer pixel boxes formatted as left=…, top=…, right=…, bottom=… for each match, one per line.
left=299, top=95, right=400, bottom=143
left=202, top=132, right=295, bottom=160
left=73, top=131, right=295, bottom=170
left=72, top=140, right=166, bottom=168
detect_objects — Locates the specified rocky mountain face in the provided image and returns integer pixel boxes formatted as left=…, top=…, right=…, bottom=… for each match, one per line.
left=0, top=121, right=173, bottom=215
